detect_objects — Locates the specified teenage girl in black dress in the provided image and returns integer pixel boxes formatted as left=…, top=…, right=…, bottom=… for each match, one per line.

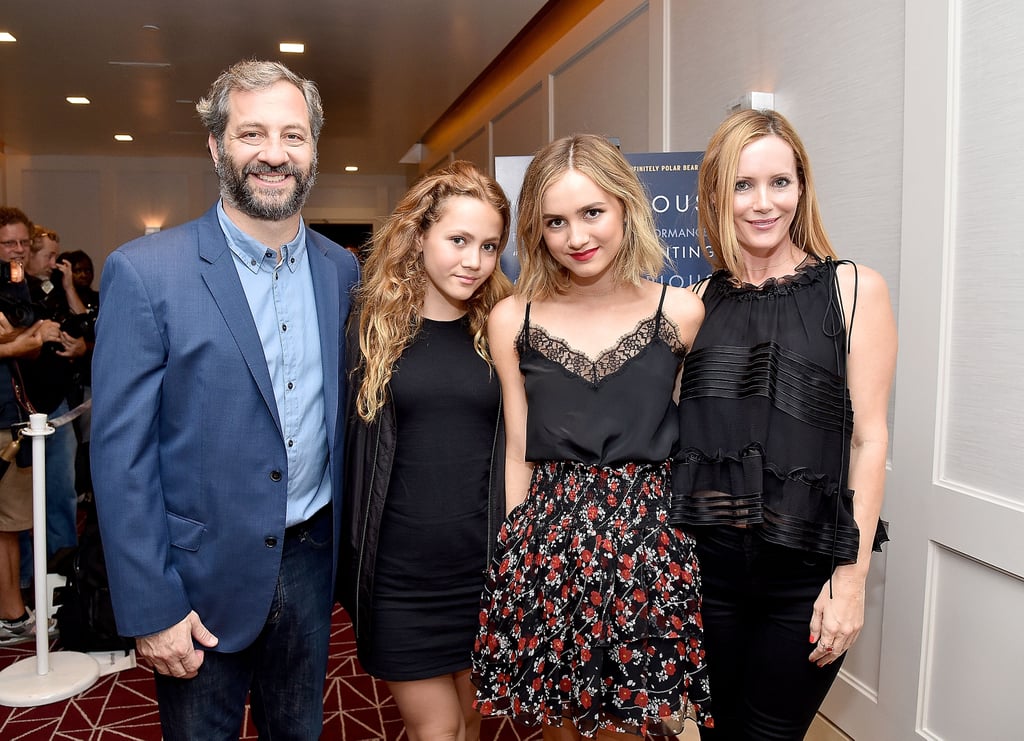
left=342, top=161, right=513, bottom=741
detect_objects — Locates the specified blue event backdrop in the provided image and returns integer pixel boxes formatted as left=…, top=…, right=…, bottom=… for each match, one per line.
left=495, top=151, right=712, bottom=286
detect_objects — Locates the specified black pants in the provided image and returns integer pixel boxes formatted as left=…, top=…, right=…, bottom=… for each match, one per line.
left=692, top=526, right=844, bottom=741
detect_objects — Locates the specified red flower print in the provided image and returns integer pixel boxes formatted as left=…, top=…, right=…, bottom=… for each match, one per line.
left=665, top=661, right=676, bottom=675
left=580, top=690, right=593, bottom=708
left=479, top=700, right=493, bottom=714
left=590, top=591, right=603, bottom=605
left=581, top=647, right=592, bottom=662
left=618, top=687, right=632, bottom=702
left=636, top=691, right=649, bottom=707
left=560, top=677, right=573, bottom=692
left=619, top=646, right=633, bottom=663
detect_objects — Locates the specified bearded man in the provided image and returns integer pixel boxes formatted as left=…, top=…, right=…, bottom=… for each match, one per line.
left=91, top=59, right=359, bottom=740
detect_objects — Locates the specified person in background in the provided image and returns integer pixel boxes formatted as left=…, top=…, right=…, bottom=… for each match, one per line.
left=91, top=59, right=358, bottom=740
left=341, top=160, right=512, bottom=741
left=473, top=134, right=712, bottom=739
left=59, top=250, right=99, bottom=314
left=58, top=249, right=98, bottom=503
left=669, top=108, right=897, bottom=740
left=21, top=226, right=89, bottom=568
left=0, top=206, right=62, bottom=645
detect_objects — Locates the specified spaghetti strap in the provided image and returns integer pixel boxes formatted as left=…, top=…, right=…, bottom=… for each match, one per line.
left=655, top=283, right=668, bottom=334
left=517, top=302, right=534, bottom=354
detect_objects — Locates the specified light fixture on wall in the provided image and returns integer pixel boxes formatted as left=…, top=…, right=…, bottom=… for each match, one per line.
left=144, top=225, right=161, bottom=235
left=727, top=92, right=775, bottom=112
left=400, top=143, right=424, bottom=164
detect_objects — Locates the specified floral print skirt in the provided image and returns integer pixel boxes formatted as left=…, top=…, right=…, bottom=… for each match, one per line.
left=472, top=460, right=713, bottom=737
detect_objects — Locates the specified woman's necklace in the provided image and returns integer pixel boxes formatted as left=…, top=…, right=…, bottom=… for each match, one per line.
left=743, top=247, right=804, bottom=281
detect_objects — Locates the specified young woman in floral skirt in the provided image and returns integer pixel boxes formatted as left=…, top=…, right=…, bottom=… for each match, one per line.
left=473, top=134, right=713, bottom=739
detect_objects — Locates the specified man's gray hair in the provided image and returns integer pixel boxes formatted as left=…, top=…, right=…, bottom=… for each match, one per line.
left=196, top=59, right=324, bottom=144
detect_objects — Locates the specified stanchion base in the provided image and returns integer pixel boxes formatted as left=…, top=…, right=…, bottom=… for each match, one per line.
left=0, top=651, right=100, bottom=707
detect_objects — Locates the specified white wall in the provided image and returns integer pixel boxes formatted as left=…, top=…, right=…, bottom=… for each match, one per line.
left=2, top=153, right=407, bottom=279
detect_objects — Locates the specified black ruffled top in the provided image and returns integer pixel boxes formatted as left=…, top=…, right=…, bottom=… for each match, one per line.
left=669, top=257, right=887, bottom=564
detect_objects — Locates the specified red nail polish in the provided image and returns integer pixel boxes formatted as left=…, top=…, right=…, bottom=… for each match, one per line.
left=809, top=634, right=816, bottom=643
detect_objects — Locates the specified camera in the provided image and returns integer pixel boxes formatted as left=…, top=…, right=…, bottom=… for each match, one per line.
left=0, top=260, right=38, bottom=328
left=0, top=262, right=95, bottom=341
left=0, top=260, right=25, bottom=284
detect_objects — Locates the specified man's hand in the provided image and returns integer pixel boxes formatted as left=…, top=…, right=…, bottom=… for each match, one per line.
left=0, top=319, right=61, bottom=359
left=55, top=331, right=87, bottom=358
left=0, top=313, right=20, bottom=344
left=135, top=611, right=219, bottom=679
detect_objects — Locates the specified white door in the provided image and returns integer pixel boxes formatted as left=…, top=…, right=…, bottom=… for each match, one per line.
left=821, top=0, right=1024, bottom=738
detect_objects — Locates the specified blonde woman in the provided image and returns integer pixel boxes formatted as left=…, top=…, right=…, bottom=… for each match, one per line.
left=473, top=135, right=712, bottom=739
left=341, top=161, right=513, bottom=741
left=670, top=109, right=897, bottom=739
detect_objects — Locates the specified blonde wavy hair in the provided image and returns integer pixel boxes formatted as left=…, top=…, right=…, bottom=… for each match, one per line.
left=355, top=160, right=513, bottom=421
left=697, top=109, right=836, bottom=278
left=516, top=134, right=666, bottom=301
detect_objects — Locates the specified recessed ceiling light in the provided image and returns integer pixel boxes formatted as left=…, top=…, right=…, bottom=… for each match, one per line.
left=344, top=166, right=359, bottom=172
left=66, top=96, right=91, bottom=105
left=114, top=134, right=134, bottom=142
left=279, top=43, right=304, bottom=53
left=0, top=32, right=16, bottom=43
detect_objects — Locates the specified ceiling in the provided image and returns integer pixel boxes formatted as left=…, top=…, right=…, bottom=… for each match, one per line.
left=0, top=0, right=548, bottom=177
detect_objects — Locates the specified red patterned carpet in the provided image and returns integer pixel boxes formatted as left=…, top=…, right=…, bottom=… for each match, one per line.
left=0, top=605, right=541, bottom=740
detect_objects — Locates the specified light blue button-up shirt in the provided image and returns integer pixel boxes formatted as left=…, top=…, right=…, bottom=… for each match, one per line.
left=217, top=202, right=330, bottom=527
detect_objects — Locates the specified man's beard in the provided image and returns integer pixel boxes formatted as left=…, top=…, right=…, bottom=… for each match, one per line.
left=216, top=143, right=318, bottom=221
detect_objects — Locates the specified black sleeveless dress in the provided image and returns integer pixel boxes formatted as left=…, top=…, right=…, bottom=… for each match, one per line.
left=473, top=286, right=712, bottom=737
left=365, top=316, right=500, bottom=680
left=670, top=257, right=887, bottom=561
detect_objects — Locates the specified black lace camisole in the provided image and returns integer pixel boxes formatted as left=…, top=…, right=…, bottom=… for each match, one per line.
left=517, top=284, right=687, bottom=467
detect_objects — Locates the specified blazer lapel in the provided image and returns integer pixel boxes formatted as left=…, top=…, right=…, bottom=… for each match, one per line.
left=197, top=213, right=283, bottom=434
left=307, top=235, right=340, bottom=448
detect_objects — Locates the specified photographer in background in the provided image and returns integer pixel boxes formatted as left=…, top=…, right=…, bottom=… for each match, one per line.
left=58, top=249, right=99, bottom=503
left=20, top=226, right=90, bottom=571
left=0, top=206, right=62, bottom=644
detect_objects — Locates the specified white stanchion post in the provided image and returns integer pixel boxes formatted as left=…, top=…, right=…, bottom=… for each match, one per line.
left=31, top=413, right=51, bottom=676
left=0, top=413, right=99, bottom=707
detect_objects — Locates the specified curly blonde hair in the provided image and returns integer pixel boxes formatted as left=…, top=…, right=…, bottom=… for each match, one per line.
left=697, top=109, right=836, bottom=278
left=515, top=134, right=666, bottom=301
left=355, top=161, right=513, bottom=421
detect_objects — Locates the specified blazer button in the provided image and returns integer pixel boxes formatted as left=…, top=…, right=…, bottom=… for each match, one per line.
left=265, top=536, right=278, bottom=548
left=270, top=470, right=282, bottom=482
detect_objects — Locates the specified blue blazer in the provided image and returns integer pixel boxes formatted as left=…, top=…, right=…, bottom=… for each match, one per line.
left=91, top=205, right=359, bottom=651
